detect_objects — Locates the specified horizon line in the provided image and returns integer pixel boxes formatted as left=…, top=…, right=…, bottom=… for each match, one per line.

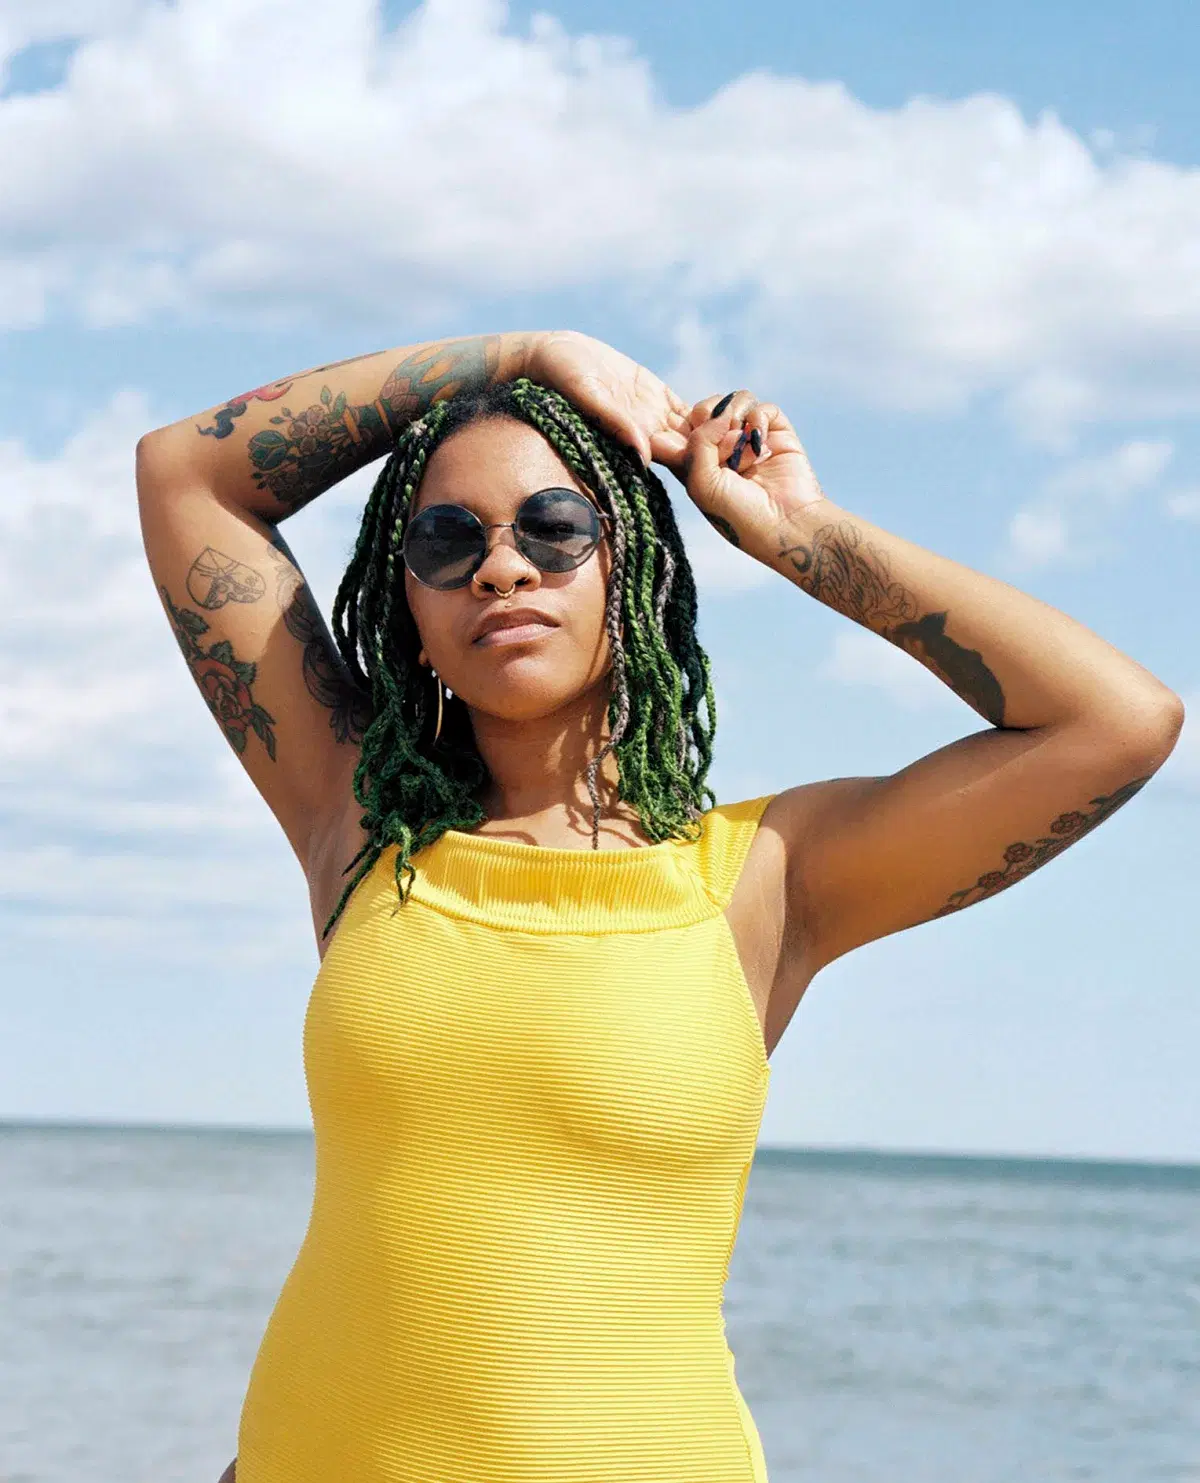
left=2, top=1116, right=1197, bottom=1178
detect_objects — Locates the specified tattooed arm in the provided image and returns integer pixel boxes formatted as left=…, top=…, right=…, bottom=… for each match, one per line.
left=142, top=329, right=688, bottom=519
left=171, top=335, right=535, bottom=517
left=768, top=504, right=1182, bottom=966
left=679, top=393, right=1185, bottom=978
left=135, top=332, right=688, bottom=880
left=133, top=335, right=537, bottom=877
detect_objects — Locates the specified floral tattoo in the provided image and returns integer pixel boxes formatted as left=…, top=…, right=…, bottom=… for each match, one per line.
left=160, top=586, right=277, bottom=760
left=238, top=339, right=503, bottom=513
left=935, top=776, right=1150, bottom=915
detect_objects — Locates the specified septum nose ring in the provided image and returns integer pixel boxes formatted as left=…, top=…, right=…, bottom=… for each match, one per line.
left=471, top=572, right=518, bottom=600
left=469, top=519, right=534, bottom=602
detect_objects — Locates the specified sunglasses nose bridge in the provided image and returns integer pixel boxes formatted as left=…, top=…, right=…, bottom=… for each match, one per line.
left=473, top=519, right=537, bottom=584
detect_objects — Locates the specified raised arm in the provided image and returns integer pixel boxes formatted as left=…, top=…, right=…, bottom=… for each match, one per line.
left=136, top=332, right=689, bottom=873
left=143, top=334, right=536, bottom=520
left=675, top=393, right=1185, bottom=973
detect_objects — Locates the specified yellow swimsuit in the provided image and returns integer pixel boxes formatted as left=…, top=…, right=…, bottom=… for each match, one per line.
left=236, top=794, right=776, bottom=1482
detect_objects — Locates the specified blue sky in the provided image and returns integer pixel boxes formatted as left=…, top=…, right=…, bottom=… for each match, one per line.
left=1, top=0, right=1197, bottom=1162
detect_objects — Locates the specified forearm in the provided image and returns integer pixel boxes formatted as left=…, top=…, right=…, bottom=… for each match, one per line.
left=139, top=331, right=536, bottom=519
left=754, top=497, right=1182, bottom=750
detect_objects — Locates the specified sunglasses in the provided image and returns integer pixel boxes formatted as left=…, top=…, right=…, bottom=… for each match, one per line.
left=402, top=487, right=612, bottom=591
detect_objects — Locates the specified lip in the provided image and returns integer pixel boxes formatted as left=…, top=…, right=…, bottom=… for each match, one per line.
left=471, top=607, right=559, bottom=645
left=473, top=622, right=558, bottom=649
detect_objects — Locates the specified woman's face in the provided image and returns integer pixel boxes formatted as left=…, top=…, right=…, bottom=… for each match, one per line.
left=404, top=415, right=615, bottom=723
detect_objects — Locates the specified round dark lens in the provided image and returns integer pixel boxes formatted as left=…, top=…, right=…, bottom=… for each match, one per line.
left=516, top=489, right=600, bottom=572
left=403, top=505, right=484, bottom=589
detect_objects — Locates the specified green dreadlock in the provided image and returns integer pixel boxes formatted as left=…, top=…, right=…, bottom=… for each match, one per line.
left=323, top=377, right=718, bottom=938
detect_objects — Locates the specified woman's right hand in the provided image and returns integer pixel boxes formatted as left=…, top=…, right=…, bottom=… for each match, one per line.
left=525, top=330, right=692, bottom=471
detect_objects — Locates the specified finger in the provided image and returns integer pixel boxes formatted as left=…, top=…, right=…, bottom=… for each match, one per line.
left=723, top=410, right=782, bottom=472
left=663, top=403, right=692, bottom=436
left=735, top=400, right=778, bottom=467
left=694, top=388, right=738, bottom=430
left=650, top=427, right=690, bottom=473
left=586, top=403, right=652, bottom=468
left=665, top=386, right=692, bottom=420
left=617, top=422, right=652, bottom=468
left=684, top=422, right=730, bottom=489
left=689, top=394, right=727, bottom=430
left=690, top=390, right=757, bottom=431
left=630, top=423, right=653, bottom=468
left=693, top=396, right=763, bottom=463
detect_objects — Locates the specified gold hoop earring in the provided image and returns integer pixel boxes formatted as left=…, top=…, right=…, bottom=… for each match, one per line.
left=430, top=668, right=444, bottom=745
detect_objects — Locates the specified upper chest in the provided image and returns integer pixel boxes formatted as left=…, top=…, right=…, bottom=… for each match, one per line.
left=306, top=796, right=806, bottom=1061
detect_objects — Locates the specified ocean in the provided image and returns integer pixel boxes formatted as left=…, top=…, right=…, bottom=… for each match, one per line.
left=1, top=1124, right=1196, bottom=1483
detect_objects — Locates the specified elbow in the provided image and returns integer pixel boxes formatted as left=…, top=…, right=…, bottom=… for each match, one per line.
left=134, top=428, right=165, bottom=496
left=1099, top=686, right=1186, bottom=774
left=1151, top=688, right=1187, bottom=762
left=135, top=423, right=191, bottom=502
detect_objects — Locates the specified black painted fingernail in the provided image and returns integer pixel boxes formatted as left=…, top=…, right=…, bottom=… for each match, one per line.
left=750, top=427, right=763, bottom=456
left=728, top=432, right=747, bottom=472
left=712, top=392, right=735, bottom=418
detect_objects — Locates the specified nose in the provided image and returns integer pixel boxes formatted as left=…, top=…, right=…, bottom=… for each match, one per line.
left=471, top=522, right=538, bottom=594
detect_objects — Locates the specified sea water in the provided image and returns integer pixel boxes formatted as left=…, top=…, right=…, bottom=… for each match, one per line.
left=1, top=1125, right=1196, bottom=1483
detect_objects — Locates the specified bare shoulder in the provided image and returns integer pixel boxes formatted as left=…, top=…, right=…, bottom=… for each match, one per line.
left=749, top=779, right=876, bottom=898
left=727, top=780, right=878, bottom=1058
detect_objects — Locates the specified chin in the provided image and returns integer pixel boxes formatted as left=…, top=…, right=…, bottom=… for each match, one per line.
left=458, top=665, right=609, bottom=724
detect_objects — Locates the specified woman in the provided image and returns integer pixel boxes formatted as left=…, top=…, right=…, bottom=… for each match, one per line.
left=136, top=329, right=1182, bottom=1482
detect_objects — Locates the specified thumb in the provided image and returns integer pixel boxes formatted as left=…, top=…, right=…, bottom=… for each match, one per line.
left=684, top=416, right=731, bottom=491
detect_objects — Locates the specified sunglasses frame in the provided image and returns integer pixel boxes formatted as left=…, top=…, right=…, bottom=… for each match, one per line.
left=402, top=486, right=613, bottom=591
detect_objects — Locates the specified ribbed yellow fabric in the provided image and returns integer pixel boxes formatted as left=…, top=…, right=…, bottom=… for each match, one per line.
left=236, top=794, right=776, bottom=1483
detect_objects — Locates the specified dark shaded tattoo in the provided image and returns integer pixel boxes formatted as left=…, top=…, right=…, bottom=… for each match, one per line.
left=781, top=521, right=915, bottom=624
left=242, top=336, right=504, bottom=512
left=196, top=380, right=294, bottom=439
left=705, top=513, right=741, bottom=548
left=935, top=776, right=1150, bottom=916
left=195, top=358, right=373, bottom=440
left=779, top=521, right=1007, bottom=726
left=265, top=527, right=372, bottom=745
left=186, top=548, right=266, bottom=609
left=160, top=586, right=277, bottom=760
left=888, top=611, right=1006, bottom=729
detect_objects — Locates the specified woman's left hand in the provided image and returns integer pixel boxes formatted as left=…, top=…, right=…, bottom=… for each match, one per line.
left=668, top=391, right=828, bottom=558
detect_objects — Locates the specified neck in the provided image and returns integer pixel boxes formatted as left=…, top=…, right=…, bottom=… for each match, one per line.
left=467, top=682, right=626, bottom=824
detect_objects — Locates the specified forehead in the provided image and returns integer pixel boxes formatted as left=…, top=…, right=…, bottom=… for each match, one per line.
left=411, top=414, right=588, bottom=517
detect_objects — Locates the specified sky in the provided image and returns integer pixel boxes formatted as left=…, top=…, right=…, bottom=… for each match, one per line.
left=1, top=0, right=1197, bottom=1163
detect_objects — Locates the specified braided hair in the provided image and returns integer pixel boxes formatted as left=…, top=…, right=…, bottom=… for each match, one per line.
left=324, top=377, right=718, bottom=938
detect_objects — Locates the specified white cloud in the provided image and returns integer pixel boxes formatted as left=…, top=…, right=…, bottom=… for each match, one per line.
left=1004, top=438, right=1174, bottom=567
left=1041, top=439, right=1174, bottom=505
left=1165, top=489, right=1200, bottom=521
left=661, top=310, right=732, bottom=410
left=4, top=1, right=1200, bottom=445
left=1007, top=506, right=1069, bottom=565
left=0, top=1, right=141, bottom=66
left=0, top=393, right=328, bottom=950
left=819, top=627, right=962, bottom=713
